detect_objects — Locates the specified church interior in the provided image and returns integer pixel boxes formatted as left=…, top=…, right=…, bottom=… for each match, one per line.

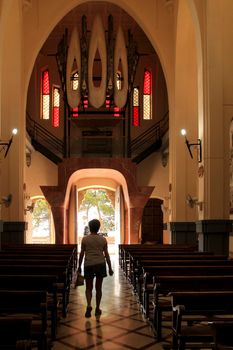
left=1, top=0, right=233, bottom=349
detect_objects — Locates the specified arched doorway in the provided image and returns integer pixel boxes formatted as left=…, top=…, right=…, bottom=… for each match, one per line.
left=26, top=197, right=55, bottom=244
left=77, top=187, right=117, bottom=253
left=41, top=158, right=154, bottom=244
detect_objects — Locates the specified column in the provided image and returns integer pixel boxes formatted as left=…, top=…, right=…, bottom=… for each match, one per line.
left=168, top=221, right=197, bottom=246
left=196, top=220, right=232, bottom=255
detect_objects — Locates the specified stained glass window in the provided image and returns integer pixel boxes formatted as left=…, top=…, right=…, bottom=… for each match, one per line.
left=83, top=95, right=88, bottom=108
left=106, top=95, right=111, bottom=109
left=71, top=71, right=79, bottom=90
left=72, top=107, right=79, bottom=118
left=41, top=69, right=50, bottom=120
left=114, top=106, right=120, bottom=117
left=143, top=69, right=152, bottom=120
left=52, top=86, right=60, bottom=127
left=132, top=87, right=140, bottom=126
left=116, top=71, right=122, bottom=90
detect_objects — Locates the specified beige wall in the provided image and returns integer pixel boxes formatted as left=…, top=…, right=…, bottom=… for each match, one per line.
left=1, top=0, right=233, bottom=244
left=137, top=151, right=169, bottom=200
left=25, top=150, right=58, bottom=198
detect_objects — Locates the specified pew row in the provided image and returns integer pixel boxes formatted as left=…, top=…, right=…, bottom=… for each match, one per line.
left=121, top=246, right=201, bottom=277
left=0, top=265, right=69, bottom=318
left=152, top=275, right=233, bottom=341
left=0, top=316, right=33, bottom=349
left=131, top=256, right=229, bottom=293
left=0, top=274, right=59, bottom=340
left=171, top=291, right=233, bottom=350
left=141, top=264, right=233, bottom=317
left=0, top=290, right=48, bottom=350
left=1, top=243, right=78, bottom=271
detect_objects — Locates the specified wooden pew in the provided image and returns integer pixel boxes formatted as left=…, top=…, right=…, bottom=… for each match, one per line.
left=2, top=255, right=75, bottom=283
left=212, top=322, right=233, bottom=349
left=119, top=244, right=198, bottom=275
left=0, top=316, right=32, bottom=349
left=0, top=290, right=48, bottom=350
left=140, top=265, right=233, bottom=318
left=0, top=245, right=76, bottom=319
left=152, top=275, right=233, bottom=341
left=0, top=274, right=59, bottom=340
left=171, top=291, right=233, bottom=350
left=130, top=255, right=229, bottom=291
left=1, top=243, right=78, bottom=271
left=124, top=250, right=208, bottom=278
left=0, top=265, right=69, bottom=318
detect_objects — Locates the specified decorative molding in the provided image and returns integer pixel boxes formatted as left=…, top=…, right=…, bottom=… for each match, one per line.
left=81, top=16, right=88, bottom=96
left=198, top=164, right=204, bottom=177
left=114, top=26, right=128, bottom=108
left=164, top=0, right=174, bottom=13
left=22, top=0, right=32, bottom=12
left=66, top=26, right=81, bottom=108
left=161, top=149, right=169, bottom=167
left=88, top=15, right=107, bottom=108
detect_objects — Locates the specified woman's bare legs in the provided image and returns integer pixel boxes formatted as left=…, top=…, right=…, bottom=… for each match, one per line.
left=85, top=278, right=94, bottom=317
left=95, top=277, right=103, bottom=314
left=85, top=278, right=94, bottom=306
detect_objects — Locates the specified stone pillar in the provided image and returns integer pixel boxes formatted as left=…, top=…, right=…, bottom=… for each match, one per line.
left=168, top=221, right=197, bottom=246
left=1, top=221, right=27, bottom=245
left=196, top=220, right=232, bottom=255
left=129, top=206, right=144, bottom=243
left=50, top=206, right=65, bottom=244
left=0, top=221, right=3, bottom=250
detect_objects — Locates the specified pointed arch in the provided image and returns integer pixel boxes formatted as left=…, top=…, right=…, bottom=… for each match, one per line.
left=88, top=15, right=107, bottom=108
left=66, top=26, right=81, bottom=108
left=114, top=25, right=128, bottom=108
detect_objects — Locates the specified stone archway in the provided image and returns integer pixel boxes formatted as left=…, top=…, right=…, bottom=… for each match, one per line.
left=41, top=158, right=154, bottom=243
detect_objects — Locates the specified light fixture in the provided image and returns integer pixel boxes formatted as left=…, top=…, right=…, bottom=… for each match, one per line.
left=0, top=194, right=12, bottom=207
left=24, top=202, right=35, bottom=215
left=180, top=128, right=202, bottom=162
left=0, top=128, right=18, bottom=158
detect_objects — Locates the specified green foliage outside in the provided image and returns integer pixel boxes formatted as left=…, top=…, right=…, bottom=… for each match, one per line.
left=32, top=198, right=50, bottom=231
left=79, top=189, right=115, bottom=233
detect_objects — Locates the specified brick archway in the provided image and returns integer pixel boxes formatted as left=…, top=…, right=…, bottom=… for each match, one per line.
left=41, top=158, right=154, bottom=243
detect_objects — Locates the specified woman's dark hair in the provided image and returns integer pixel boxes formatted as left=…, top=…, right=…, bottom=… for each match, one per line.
left=88, top=219, right=101, bottom=233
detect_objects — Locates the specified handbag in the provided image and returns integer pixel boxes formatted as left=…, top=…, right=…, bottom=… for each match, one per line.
left=74, top=271, right=85, bottom=287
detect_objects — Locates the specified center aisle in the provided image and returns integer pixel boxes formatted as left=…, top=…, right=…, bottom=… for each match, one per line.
left=52, top=254, right=164, bottom=350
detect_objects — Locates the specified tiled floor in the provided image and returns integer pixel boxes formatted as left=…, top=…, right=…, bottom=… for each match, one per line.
left=51, top=254, right=167, bottom=350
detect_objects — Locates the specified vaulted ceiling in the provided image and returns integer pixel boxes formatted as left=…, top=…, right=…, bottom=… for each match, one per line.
left=40, top=1, right=156, bottom=59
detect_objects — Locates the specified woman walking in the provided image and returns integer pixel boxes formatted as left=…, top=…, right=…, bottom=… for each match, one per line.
left=78, top=219, right=114, bottom=317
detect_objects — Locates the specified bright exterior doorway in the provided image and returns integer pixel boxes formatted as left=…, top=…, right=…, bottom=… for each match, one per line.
left=77, top=188, right=118, bottom=254
left=26, top=197, right=55, bottom=244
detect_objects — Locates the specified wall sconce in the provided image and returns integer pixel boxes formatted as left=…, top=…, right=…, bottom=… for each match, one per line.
left=24, top=202, right=35, bottom=215
left=26, top=152, right=32, bottom=167
left=0, top=128, right=18, bottom=158
left=180, top=129, right=202, bottom=162
left=0, top=194, right=12, bottom=207
left=186, top=194, right=203, bottom=210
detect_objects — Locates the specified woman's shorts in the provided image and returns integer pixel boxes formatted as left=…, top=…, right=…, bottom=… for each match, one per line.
left=84, top=263, right=107, bottom=279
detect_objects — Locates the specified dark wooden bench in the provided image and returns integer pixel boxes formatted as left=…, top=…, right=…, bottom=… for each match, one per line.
left=119, top=244, right=198, bottom=275
left=124, top=250, right=208, bottom=278
left=171, top=291, right=233, bottom=350
left=0, top=316, right=32, bottom=349
left=212, top=322, right=233, bottom=349
left=1, top=243, right=78, bottom=271
left=0, top=257, right=74, bottom=282
left=152, top=275, right=233, bottom=341
left=0, top=274, right=59, bottom=340
left=0, top=265, right=69, bottom=318
left=140, top=265, right=233, bottom=318
left=130, top=255, right=229, bottom=291
left=0, top=290, right=48, bottom=350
